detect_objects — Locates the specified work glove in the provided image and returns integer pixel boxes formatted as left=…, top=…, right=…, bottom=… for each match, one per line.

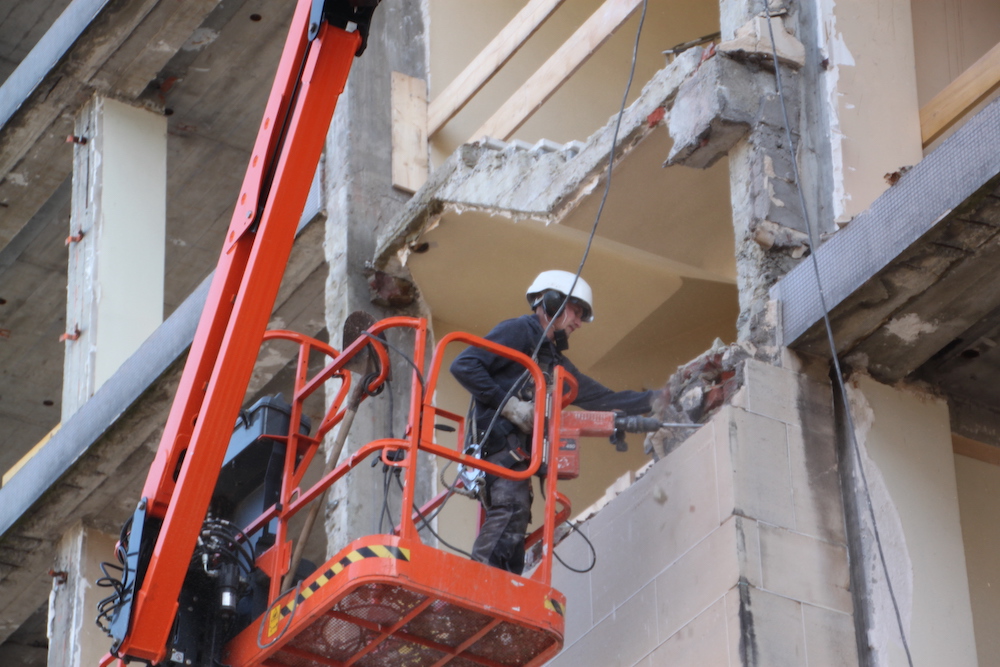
left=501, top=396, right=534, bottom=434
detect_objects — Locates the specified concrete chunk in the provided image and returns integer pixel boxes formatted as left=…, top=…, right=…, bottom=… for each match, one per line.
left=664, top=55, right=762, bottom=169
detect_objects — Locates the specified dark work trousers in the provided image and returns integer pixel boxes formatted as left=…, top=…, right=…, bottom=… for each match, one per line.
left=470, top=450, right=533, bottom=574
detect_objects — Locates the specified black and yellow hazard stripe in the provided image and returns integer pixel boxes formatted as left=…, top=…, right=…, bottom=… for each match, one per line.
left=544, top=598, right=565, bottom=616
left=267, top=544, right=410, bottom=636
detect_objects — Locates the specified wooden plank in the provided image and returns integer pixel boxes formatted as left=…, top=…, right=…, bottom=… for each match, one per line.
left=953, top=433, right=1000, bottom=466
left=427, top=0, right=565, bottom=136
left=472, top=0, right=642, bottom=142
left=920, top=40, right=1000, bottom=147
left=391, top=71, right=428, bottom=193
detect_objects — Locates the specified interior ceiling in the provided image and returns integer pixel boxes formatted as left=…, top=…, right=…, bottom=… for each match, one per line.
left=407, top=127, right=736, bottom=373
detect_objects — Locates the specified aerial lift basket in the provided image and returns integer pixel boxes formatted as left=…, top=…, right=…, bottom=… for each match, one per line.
left=217, top=322, right=573, bottom=667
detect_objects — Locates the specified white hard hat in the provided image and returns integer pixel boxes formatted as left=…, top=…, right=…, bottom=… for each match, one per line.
left=526, top=270, right=594, bottom=322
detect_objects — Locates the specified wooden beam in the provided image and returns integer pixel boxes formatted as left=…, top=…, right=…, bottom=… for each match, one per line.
left=953, top=433, right=1000, bottom=467
left=391, top=72, right=429, bottom=193
left=920, top=40, right=1000, bottom=147
left=427, top=0, right=565, bottom=136
left=472, top=0, right=642, bottom=143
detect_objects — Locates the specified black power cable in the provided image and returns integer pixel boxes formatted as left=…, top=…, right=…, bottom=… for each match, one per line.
left=464, top=0, right=650, bottom=574
left=762, top=8, right=914, bottom=665
left=552, top=521, right=597, bottom=574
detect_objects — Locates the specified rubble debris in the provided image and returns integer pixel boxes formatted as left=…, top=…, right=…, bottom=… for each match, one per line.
left=750, top=218, right=810, bottom=258
left=646, top=340, right=751, bottom=458
left=883, top=166, right=912, bottom=186
left=366, top=269, right=417, bottom=308
left=718, top=15, right=805, bottom=68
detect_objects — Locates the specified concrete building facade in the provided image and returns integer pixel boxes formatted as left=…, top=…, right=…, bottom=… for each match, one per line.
left=0, top=0, right=998, bottom=665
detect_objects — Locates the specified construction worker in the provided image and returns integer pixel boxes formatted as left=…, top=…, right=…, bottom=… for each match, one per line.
left=451, top=270, right=654, bottom=574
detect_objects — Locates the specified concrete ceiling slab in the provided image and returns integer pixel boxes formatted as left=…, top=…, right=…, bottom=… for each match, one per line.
left=0, top=0, right=301, bottom=469
left=407, top=208, right=685, bottom=370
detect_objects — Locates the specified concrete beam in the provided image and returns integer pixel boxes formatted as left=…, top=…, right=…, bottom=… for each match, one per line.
left=373, top=47, right=706, bottom=276
left=0, top=213, right=327, bottom=645
left=773, top=96, right=1000, bottom=383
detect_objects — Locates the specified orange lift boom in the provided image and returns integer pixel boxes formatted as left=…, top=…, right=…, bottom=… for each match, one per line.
left=102, top=0, right=375, bottom=663
left=97, top=2, right=666, bottom=665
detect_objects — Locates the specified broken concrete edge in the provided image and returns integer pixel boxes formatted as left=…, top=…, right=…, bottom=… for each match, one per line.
left=788, top=172, right=1000, bottom=371
left=717, top=14, right=805, bottom=69
left=370, top=47, right=708, bottom=280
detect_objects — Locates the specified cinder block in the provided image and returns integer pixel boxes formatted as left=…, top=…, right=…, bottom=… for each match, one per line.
left=551, top=524, right=594, bottom=648
left=735, top=516, right=762, bottom=588
left=743, top=586, right=806, bottom=667
left=787, top=425, right=848, bottom=544
left=712, top=409, right=736, bottom=523
left=802, top=603, right=860, bottom=667
left=654, top=517, right=741, bottom=640
left=744, top=359, right=801, bottom=425
left=758, top=523, right=852, bottom=613
left=588, top=428, right=720, bottom=620
left=646, top=597, right=733, bottom=666
left=725, top=589, right=743, bottom=667
left=727, top=408, right=796, bottom=528
left=548, top=582, right=658, bottom=667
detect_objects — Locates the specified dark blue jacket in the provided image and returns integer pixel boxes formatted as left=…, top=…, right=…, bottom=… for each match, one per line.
left=450, top=314, right=653, bottom=446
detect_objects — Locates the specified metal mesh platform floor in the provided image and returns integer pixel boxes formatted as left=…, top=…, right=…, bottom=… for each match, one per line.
left=265, top=582, right=558, bottom=667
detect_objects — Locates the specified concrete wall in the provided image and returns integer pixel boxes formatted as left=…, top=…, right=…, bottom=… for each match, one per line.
left=955, top=452, right=1000, bottom=666
left=546, top=359, right=856, bottom=667
left=846, top=375, right=978, bottom=666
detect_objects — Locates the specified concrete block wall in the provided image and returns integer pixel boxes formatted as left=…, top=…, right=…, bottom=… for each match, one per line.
left=548, top=359, right=857, bottom=667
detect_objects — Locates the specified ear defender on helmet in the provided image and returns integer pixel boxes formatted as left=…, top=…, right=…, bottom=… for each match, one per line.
left=540, top=290, right=564, bottom=318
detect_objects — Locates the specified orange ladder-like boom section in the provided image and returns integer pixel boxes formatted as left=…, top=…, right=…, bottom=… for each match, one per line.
left=104, top=1, right=368, bottom=662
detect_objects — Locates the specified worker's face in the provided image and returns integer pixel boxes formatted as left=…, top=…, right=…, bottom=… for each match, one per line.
left=540, top=301, right=585, bottom=339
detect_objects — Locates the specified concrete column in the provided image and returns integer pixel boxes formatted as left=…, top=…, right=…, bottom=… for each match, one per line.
left=322, top=0, right=432, bottom=554
left=64, top=95, right=166, bottom=419
left=48, top=523, right=118, bottom=667
left=552, top=360, right=856, bottom=667
left=548, top=359, right=858, bottom=667
left=842, top=375, right=978, bottom=666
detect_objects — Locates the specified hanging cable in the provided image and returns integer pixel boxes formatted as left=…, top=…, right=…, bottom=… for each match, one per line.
left=762, top=8, right=914, bottom=665
left=475, top=0, right=650, bottom=458
left=552, top=521, right=597, bottom=574
left=395, top=475, right=473, bottom=558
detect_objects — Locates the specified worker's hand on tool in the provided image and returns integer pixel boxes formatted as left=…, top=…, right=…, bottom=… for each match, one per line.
left=501, top=397, right=534, bottom=433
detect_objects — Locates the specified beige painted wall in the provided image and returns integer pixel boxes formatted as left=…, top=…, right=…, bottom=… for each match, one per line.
left=849, top=375, right=978, bottom=666
left=428, top=0, right=719, bottom=161
left=911, top=0, right=1000, bottom=105
left=814, top=0, right=924, bottom=223
left=955, top=453, right=1000, bottom=667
